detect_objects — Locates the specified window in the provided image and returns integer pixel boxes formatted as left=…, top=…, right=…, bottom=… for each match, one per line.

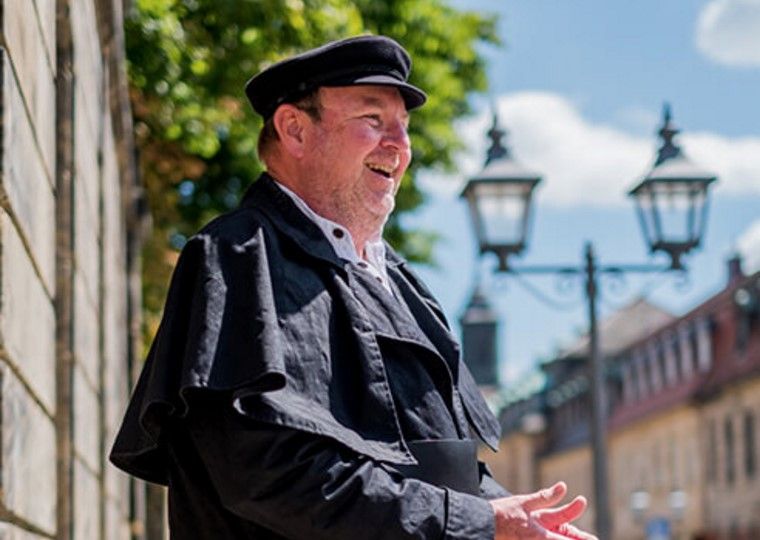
left=707, top=419, right=717, bottom=484
left=623, top=363, right=635, bottom=404
left=653, top=441, right=662, bottom=488
left=636, top=351, right=648, bottom=399
left=669, top=437, right=678, bottom=488
left=696, top=317, right=713, bottom=372
left=667, top=336, right=681, bottom=384
left=689, top=324, right=701, bottom=372
left=725, top=417, right=735, bottom=486
left=657, top=347, right=668, bottom=388
left=647, top=343, right=662, bottom=392
left=745, top=411, right=756, bottom=479
left=678, top=325, right=694, bottom=379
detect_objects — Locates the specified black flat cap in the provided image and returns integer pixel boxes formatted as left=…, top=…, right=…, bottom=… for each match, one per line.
left=245, top=35, right=427, bottom=119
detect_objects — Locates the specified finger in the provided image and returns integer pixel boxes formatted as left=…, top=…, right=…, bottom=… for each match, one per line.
left=529, top=521, right=579, bottom=540
left=521, top=482, right=568, bottom=512
left=554, top=522, right=599, bottom=540
left=543, top=528, right=578, bottom=540
left=534, top=496, right=587, bottom=529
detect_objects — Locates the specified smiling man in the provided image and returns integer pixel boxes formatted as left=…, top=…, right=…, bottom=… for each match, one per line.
left=110, top=35, right=596, bottom=540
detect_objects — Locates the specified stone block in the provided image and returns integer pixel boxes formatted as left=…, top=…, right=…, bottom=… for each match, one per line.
left=2, top=0, right=56, bottom=177
left=72, top=0, right=104, bottom=148
left=32, top=0, right=57, bottom=66
left=104, top=345, right=128, bottom=447
left=103, top=283, right=127, bottom=431
left=0, top=523, right=52, bottom=540
left=1, top=53, right=56, bottom=292
left=104, top=462, right=130, bottom=516
left=102, top=114, right=125, bottom=262
left=73, top=458, right=101, bottom=540
left=74, top=83, right=102, bottom=246
left=101, top=116, right=130, bottom=437
left=73, top=361, right=100, bottom=472
left=73, top=272, right=100, bottom=388
left=104, top=498, right=132, bottom=540
left=74, top=168, right=101, bottom=309
left=0, top=212, right=56, bottom=414
left=1, top=365, right=56, bottom=535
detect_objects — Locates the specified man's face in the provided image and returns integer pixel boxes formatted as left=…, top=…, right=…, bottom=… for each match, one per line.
left=299, top=85, right=412, bottom=237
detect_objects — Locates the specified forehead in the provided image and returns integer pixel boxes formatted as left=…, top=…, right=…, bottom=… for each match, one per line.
left=318, top=85, right=408, bottom=114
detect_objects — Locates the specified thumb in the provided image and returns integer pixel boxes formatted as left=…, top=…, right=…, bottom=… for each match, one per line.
left=521, top=482, right=568, bottom=512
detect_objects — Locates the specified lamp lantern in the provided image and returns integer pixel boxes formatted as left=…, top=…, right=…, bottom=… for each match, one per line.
left=460, top=113, right=542, bottom=271
left=629, top=104, right=717, bottom=270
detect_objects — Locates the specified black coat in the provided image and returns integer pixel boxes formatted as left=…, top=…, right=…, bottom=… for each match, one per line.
left=111, top=174, right=506, bottom=539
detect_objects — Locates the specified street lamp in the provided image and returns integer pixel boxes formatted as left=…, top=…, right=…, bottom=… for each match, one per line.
left=629, top=104, right=717, bottom=270
left=460, top=115, right=542, bottom=271
left=461, top=104, right=717, bottom=539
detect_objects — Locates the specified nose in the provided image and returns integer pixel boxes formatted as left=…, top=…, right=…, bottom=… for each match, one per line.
left=381, top=119, right=410, bottom=152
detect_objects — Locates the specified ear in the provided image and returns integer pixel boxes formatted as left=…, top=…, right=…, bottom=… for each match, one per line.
left=272, top=104, right=309, bottom=159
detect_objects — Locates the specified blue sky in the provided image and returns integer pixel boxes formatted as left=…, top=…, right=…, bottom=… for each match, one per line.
left=406, top=0, right=760, bottom=383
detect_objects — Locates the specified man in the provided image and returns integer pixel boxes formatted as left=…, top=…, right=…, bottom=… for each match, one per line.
left=111, top=35, right=597, bottom=540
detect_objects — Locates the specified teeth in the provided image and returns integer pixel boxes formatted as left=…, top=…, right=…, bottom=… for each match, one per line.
left=365, top=161, right=397, bottom=176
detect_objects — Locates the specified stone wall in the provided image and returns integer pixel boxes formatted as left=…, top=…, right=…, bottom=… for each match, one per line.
left=0, top=0, right=142, bottom=538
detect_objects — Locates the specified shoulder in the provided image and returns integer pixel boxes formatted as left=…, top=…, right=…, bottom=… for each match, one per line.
left=196, top=205, right=270, bottom=248
left=167, top=206, right=279, bottom=295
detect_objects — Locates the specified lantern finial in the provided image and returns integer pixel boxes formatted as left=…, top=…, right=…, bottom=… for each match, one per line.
left=486, top=108, right=509, bottom=164
left=655, top=102, right=682, bottom=166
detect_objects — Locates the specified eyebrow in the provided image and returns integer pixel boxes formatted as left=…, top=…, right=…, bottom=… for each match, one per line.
left=358, top=95, right=410, bottom=122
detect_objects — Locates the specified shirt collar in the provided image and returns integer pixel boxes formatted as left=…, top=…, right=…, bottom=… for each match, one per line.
left=272, top=180, right=390, bottom=288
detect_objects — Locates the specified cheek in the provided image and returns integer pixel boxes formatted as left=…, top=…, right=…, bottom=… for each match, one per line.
left=397, top=149, right=412, bottom=178
left=401, top=148, right=412, bottom=167
left=348, top=125, right=382, bottom=149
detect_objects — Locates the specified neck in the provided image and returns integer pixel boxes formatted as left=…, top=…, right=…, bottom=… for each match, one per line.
left=267, top=168, right=385, bottom=257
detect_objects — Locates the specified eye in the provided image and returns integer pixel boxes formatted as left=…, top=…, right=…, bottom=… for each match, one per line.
left=363, top=114, right=382, bottom=127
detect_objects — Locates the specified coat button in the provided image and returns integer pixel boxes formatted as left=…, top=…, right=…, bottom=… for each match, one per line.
left=332, top=228, right=345, bottom=239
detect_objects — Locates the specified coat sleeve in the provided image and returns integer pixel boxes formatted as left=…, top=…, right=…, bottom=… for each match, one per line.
left=181, top=396, right=496, bottom=540
left=478, top=463, right=511, bottom=500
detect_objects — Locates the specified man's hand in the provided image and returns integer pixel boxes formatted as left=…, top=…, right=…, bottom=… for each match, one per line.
left=489, top=482, right=598, bottom=540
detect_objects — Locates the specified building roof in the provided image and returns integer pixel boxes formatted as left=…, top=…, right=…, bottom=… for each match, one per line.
left=557, top=297, right=675, bottom=359
left=493, top=369, right=547, bottom=410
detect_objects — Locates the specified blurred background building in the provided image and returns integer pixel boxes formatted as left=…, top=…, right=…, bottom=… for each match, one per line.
left=477, top=256, right=760, bottom=539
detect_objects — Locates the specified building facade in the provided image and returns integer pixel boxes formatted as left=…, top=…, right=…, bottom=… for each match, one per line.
left=0, top=0, right=144, bottom=538
left=486, top=259, right=760, bottom=539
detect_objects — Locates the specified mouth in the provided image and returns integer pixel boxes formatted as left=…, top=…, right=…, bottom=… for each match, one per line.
left=365, top=160, right=399, bottom=179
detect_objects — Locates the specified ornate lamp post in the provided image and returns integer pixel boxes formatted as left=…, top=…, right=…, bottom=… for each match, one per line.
left=461, top=105, right=716, bottom=539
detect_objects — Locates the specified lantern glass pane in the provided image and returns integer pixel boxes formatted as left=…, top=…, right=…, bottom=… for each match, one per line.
left=473, top=182, right=530, bottom=248
left=633, top=185, right=657, bottom=248
left=649, top=181, right=704, bottom=244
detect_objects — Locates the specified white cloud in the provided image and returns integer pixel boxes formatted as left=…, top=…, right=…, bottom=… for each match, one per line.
left=421, top=91, right=760, bottom=207
left=680, top=132, right=760, bottom=195
left=696, top=0, right=760, bottom=67
left=491, top=93, right=650, bottom=207
left=737, top=218, right=760, bottom=273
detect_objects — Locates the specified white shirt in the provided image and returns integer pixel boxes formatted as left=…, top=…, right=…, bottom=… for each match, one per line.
left=274, top=181, right=391, bottom=291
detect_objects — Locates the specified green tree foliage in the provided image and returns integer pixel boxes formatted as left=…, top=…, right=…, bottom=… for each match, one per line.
left=127, top=0, right=498, bottom=339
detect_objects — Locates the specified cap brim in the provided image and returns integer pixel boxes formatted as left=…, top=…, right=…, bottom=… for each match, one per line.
left=340, top=74, right=427, bottom=110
